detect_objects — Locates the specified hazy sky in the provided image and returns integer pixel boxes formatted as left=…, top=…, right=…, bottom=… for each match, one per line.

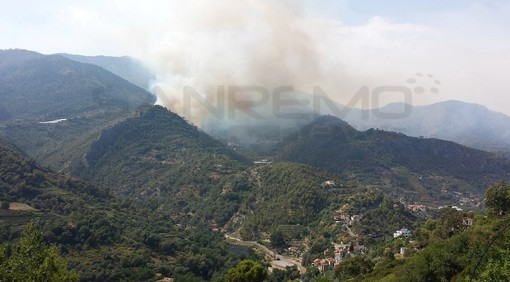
left=1, top=0, right=510, bottom=115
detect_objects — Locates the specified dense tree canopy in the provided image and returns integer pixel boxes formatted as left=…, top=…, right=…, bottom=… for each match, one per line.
left=0, top=223, right=78, bottom=281
left=225, top=260, right=266, bottom=282
left=485, top=181, right=510, bottom=217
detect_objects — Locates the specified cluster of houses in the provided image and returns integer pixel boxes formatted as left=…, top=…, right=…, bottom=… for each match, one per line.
left=312, top=241, right=366, bottom=272
left=408, top=201, right=481, bottom=213
left=335, top=242, right=366, bottom=259
left=312, top=258, right=337, bottom=272
left=333, top=211, right=361, bottom=224
left=392, top=217, right=474, bottom=239
left=311, top=200, right=475, bottom=273
left=438, top=190, right=482, bottom=208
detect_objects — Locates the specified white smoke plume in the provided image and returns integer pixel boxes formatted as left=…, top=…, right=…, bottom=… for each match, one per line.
left=4, top=0, right=510, bottom=118
left=139, top=0, right=368, bottom=127
left=50, top=0, right=510, bottom=123
left=132, top=0, right=454, bottom=132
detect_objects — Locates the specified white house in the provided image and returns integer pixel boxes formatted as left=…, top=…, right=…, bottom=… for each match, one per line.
left=393, top=228, right=412, bottom=238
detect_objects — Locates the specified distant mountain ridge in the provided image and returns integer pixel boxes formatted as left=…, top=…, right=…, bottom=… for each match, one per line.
left=341, top=100, right=510, bottom=155
left=0, top=49, right=155, bottom=171
left=58, top=53, right=154, bottom=90
left=0, top=49, right=155, bottom=121
left=275, top=115, right=510, bottom=204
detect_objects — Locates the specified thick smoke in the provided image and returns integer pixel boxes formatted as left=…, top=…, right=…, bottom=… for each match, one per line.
left=6, top=1, right=510, bottom=118
left=129, top=0, right=457, bottom=146
left=143, top=0, right=357, bottom=130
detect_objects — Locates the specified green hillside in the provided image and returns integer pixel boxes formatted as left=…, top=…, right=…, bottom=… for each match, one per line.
left=0, top=49, right=154, bottom=120
left=343, top=182, right=510, bottom=281
left=275, top=115, right=510, bottom=204
left=58, top=53, right=154, bottom=90
left=0, top=49, right=155, bottom=171
left=234, top=162, right=337, bottom=240
left=74, top=105, right=253, bottom=225
left=0, top=138, right=259, bottom=281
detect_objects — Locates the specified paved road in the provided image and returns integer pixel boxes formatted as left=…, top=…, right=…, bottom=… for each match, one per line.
left=274, top=254, right=307, bottom=274
left=225, top=234, right=306, bottom=274
left=225, top=234, right=275, bottom=256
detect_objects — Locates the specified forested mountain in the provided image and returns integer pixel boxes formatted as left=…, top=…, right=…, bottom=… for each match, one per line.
left=72, top=105, right=257, bottom=227
left=232, top=162, right=338, bottom=240
left=341, top=100, right=510, bottom=156
left=205, top=96, right=510, bottom=158
left=0, top=138, right=259, bottom=281
left=58, top=53, right=154, bottom=90
left=0, top=49, right=155, bottom=171
left=74, top=105, right=247, bottom=195
left=275, top=115, right=510, bottom=204
left=0, top=138, right=106, bottom=206
left=0, top=49, right=154, bottom=120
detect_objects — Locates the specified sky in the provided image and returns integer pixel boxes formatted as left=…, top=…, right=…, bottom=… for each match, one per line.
left=1, top=0, right=510, bottom=116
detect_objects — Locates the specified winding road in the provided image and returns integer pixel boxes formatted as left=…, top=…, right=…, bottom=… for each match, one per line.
left=225, top=234, right=307, bottom=274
